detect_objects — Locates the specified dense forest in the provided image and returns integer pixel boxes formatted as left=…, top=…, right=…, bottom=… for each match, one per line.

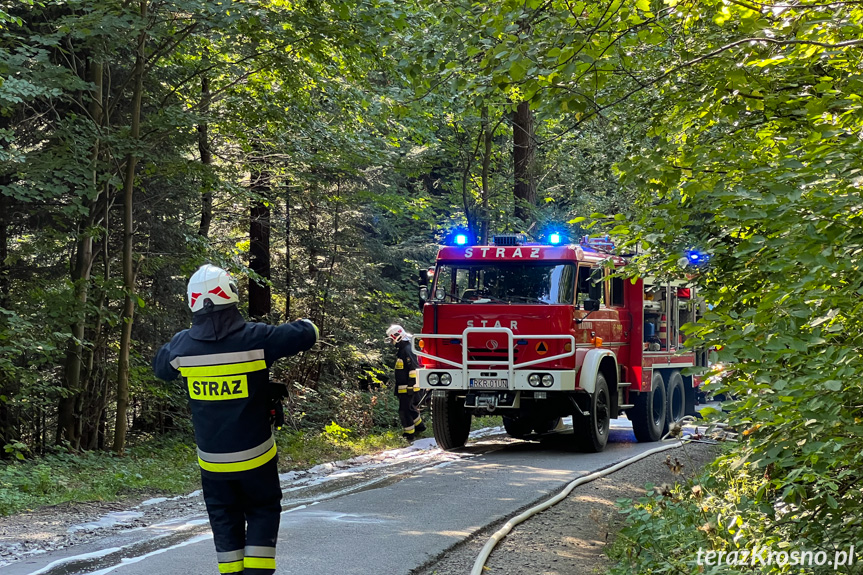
left=2, top=1, right=862, bottom=571
left=0, top=0, right=637, bottom=456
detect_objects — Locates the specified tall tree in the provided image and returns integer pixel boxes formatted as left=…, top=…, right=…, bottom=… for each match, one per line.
left=248, top=165, right=271, bottom=320
left=113, top=0, right=148, bottom=454
left=512, top=101, right=536, bottom=223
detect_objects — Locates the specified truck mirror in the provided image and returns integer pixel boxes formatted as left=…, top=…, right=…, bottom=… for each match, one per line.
left=588, top=268, right=603, bottom=301
left=419, top=269, right=429, bottom=286
left=583, top=299, right=600, bottom=312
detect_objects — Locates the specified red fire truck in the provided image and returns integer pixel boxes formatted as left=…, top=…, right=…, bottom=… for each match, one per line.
left=414, top=234, right=705, bottom=452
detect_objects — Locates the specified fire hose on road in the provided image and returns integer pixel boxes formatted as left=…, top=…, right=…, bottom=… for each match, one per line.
left=470, top=417, right=731, bottom=575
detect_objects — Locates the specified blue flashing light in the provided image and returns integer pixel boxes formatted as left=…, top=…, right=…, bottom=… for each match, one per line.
left=454, top=233, right=468, bottom=246
left=549, top=232, right=562, bottom=245
left=686, top=249, right=707, bottom=265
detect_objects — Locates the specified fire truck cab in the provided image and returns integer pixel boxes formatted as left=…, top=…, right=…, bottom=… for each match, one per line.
left=414, top=234, right=704, bottom=452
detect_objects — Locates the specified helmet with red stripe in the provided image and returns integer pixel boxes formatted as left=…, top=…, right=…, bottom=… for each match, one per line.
left=386, top=324, right=409, bottom=344
left=187, top=264, right=239, bottom=313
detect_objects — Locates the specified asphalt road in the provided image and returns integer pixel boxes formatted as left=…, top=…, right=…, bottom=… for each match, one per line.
left=12, top=420, right=668, bottom=575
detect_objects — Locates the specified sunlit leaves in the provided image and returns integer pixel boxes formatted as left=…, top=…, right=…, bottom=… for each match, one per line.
left=609, top=0, right=863, bottom=565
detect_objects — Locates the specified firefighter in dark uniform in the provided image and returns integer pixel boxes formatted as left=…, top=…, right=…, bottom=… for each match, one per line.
left=152, top=264, right=318, bottom=575
left=387, top=324, right=426, bottom=440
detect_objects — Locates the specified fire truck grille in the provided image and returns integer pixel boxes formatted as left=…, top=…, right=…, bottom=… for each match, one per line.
left=467, top=348, right=519, bottom=362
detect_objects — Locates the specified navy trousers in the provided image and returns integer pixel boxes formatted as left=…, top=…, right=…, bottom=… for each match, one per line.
left=201, top=459, right=282, bottom=574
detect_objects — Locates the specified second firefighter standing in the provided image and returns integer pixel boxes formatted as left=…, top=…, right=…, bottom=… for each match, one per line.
left=387, top=324, right=426, bottom=440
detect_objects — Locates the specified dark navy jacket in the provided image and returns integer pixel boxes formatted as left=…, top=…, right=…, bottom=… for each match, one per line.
left=394, top=340, right=419, bottom=396
left=152, top=307, right=316, bottom=478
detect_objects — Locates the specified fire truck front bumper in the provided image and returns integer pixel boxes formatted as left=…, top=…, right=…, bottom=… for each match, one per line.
left=417, top=368, right=576, bottom=392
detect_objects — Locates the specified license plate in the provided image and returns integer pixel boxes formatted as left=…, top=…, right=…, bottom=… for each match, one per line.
left=470, top=378, right=508, bottom=389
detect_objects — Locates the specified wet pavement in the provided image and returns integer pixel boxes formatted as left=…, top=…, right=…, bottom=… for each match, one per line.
left=4, top=419, right=668, bottom=575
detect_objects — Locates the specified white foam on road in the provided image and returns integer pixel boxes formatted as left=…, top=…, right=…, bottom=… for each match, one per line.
left=25, top=547, right=123, bottom=575
left=67, top=512, right=144, bottom=533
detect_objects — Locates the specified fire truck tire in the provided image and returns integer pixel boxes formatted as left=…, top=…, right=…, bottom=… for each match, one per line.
left=432, top=393, right=472, bottom=450
left=502, top=416, right=532, bottom=439
left=631, top=372, right=666, bottom=442
left=665, top=370, right=685, bottom=432
left=575, top=374, right=610, bottom=453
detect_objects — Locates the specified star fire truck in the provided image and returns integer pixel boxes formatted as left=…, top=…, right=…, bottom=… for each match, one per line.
left=413, top=234, right=707, bottom=452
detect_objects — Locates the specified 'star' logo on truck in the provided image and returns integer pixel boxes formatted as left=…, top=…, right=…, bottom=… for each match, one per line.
left=467, top=320, right=518, bottom=330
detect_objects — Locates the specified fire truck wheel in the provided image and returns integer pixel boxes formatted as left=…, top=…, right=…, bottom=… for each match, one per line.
left=432, top=393, right=472, bottom=450
left=631, top=371, right=666, bottom=442
left=576, top=374, right=610, bottom=453
left=503, top=416, right=532, bottom=439
left=665, top=370, right=685, bottom=432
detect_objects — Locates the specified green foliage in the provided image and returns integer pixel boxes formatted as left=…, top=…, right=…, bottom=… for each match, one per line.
left=275, top=427, right=405, bottom=472
left=602, top=2, right=863, bottom=571
left=323, top=421, right=353, bottom=442
left=0, top=437, right=199, bottom=516
left=610, top=451, right=776, bottom=575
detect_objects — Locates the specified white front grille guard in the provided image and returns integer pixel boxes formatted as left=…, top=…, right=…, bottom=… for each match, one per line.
left=411, top=327, right=576, bottom=386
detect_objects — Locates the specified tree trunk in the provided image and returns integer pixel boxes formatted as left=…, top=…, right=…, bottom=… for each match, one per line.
left=0, top=186, right=15, bottom=451
left=319, top=186, right=340, bottom=336
left=248, top=196, right=271, bottom=319
left=197, top=64, right=213, bottom=238
left=0, top=191, right=8, bottom=308
left=307, top=189, right=323, bottom=323
left=512, top=100, right=536, bottom=224
left=57, top=59, right=102, bottom=448
left=113, top=1, right=147, bottom=454
left=480, top=106, right=493, bottom=244
left=460, top=136, right=475, bottom=239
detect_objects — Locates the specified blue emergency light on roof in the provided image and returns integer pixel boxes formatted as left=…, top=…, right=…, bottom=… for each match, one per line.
left=686, top=249, right=707, bottom=265
left=549, top=232, right=562, bottom=245
left=454, top=234, right=468, bottom=246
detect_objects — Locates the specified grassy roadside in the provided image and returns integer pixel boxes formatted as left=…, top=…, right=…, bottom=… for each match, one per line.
left=0, top=437, right=201, bottom=516
left=0, top=414, right=504, bottom=517
left=0, top=427, right=406, bottom=517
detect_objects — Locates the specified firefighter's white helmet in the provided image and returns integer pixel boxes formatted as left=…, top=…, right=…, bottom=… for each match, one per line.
left=187, top=264, right=239, bottom=313
left=386, top=324, right=409, bottom=344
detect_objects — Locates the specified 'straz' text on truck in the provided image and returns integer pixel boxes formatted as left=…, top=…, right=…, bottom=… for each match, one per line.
left=414, top=234, right=706, bottom=452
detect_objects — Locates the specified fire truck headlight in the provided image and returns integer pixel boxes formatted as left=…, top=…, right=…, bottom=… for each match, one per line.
left=428, top=373, right=440, bottom=385
left=541, top=374, right=554, bottom=387
left=528, top=373, right=541, bottom=387
left=440, top=373, right=452, bottom=385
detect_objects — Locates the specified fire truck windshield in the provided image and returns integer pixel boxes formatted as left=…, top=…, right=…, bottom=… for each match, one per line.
left=432, top=262, right=575, bottom=304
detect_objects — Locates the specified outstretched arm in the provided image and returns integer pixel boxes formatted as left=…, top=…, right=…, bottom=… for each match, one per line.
left=263, top=319, right=319, bottom=364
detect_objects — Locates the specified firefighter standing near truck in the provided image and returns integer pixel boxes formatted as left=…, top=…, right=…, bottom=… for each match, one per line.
left=152, top=264, right=318, bottom=575
left=387, top=324, right=426, bottom=440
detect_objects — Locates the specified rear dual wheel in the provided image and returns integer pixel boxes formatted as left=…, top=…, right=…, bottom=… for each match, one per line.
left=665, top=371, right=685, bottom=431
left=632, top=371, right=666, bottom=442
